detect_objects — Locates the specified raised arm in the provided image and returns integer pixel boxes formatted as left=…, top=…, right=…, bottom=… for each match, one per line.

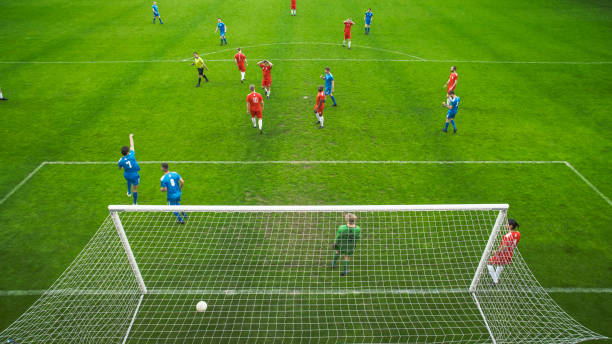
left=129, top=133, right=134, bottom=151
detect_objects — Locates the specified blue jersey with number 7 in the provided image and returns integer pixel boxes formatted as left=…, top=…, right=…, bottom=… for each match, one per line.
left=118, top=150, right=140, bottom=175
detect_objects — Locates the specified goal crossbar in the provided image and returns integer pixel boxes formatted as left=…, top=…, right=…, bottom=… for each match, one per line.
left=108, top=204, right=509, bottom=212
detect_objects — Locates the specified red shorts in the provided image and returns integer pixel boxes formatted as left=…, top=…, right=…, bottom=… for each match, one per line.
left=447, top=87, right=455, bottom=94
left=314, top=106, right=324, bottom=115
left=344, top=31, right=351, bottom=39
left=237, top=64, right=245, bottom=72
left=250, top=110, right=262, bottom=119
left=488, top=254, right=512, bottom=266
left=262, top=78, right=271, bottom=87
left=291, top=2, right=296, bottom=9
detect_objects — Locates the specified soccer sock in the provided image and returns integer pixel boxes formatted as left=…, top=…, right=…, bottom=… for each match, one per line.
left=496, top=266, right=503, bottom=278
left=223, top=38, right=227, bottom=44
left=258, top=119, right=262, bottom=130
left=220, top=38, right=223, bottom=45
left=203, top=75, right=209, bottom=82
left=451, top=120, right=456, bottom=130
left=348, top=40, right=351, bottom=48
left=174, top=212, right=183, bottom=222
left=444, top=122, right=449, bottom=131
left=315, top=113, right=321, bottom=122
left=342, top=39, right=345, bottom=46
left=159, top=18, right=163, bottom=24
left=241, top=72, right=245, bottom=80
left=127, top=181, right=131, bottom=195
left=330, top=95, right=336, bottom=105
left=267, top=89, right=271, bottom=96
left=487, top=265, right=498, bottom=283
left=153, top=18, right=156, bottom=23
left=319, top=116, right=324, bottom=126
left=182, top=212, right=188, bottom=219
left=331, top=252, right=339, bottom=267
left=133, top=192, right=138, bottom=205
left=342, top=260, right=350, bottom=274
left=251, top=117, right=256, bottom=127
left=198, top=77, right=201, bottom=85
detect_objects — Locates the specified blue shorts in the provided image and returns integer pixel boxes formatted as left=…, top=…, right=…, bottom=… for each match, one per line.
left=446, top=112, right=456, bottom=119
left=153, top=12, right=160, bottom=17
left=220, top=32, right=226, bottom=37
left=124, top=173, right=140, bottom=185
left=325, top=88, right=332, bottom=95
left=365, top=21, right=372, bottom=25
left=167, top=198, right=181, bottom=206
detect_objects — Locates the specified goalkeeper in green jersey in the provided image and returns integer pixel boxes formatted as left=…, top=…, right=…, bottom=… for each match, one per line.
left=331, top=213, right=361, bottom=276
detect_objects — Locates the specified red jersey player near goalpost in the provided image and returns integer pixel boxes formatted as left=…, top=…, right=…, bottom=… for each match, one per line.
left=257, top=60, right=273, bottom=98
left=290, top=0, right=296, bottom=16
left=235, top=48, right=248, bottom=83
left=487, top=218, right=520, bottom=284
left=246, top=84, right=264, bottom=134
left=343, top=18, right=355, bottom=49
left=444, top=66, right=458, bottom=105
left=314, top=85, right=326, bottom=129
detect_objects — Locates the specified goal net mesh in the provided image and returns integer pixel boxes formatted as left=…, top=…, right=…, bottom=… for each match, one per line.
left=0, top=206, right=605, bottom=343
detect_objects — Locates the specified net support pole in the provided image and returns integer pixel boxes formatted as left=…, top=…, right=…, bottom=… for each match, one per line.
left=470, top=209, right=506, bottom=292
left=110, top=210, right=148, bottom=294
left=472, top=293, right=497, bottom=344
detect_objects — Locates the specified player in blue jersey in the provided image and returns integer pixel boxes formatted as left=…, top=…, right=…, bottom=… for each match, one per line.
left=364, top=9, right=373, bottom=34
left=442, top=91, right=460, bottom=133
left=215, top=18, right=228, bottom=46
left=152, top=1, right=163, bottom=24
left=160, top=163, right=187, bottom=224
left=319, top=67, right=337, bottom=106
left=118, top=134, right=140, bottom=204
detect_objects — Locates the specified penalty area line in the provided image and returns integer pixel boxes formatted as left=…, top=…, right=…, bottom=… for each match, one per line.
left=1, top=287, right=611, bottom=296
left=1, top=160, right=609, bottom=207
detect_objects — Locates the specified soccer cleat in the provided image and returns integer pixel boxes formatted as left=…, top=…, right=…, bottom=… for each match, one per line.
left=195, top=84, right=200, bottom=87
left=241, top=79, right=244, bottom=83
left=332, top=104, right=337, bottom=107
left=341, top=270, right=349, bottom=276
left=442, top=128, right=447, bottom=133
left=318, top=125, right=324, bottom=129
left=453, top=128, right=457, bottom=134
left=253, top=125, right=257, bottom=128
left=127, top=192, right=131, bottom=197
left=266, top=94, right=270, bottom=99
left=315, top=120, right=320, bottom=124
left=176, top=219, right=185, bottom=225
left=259, top=129, right=263, bottom=135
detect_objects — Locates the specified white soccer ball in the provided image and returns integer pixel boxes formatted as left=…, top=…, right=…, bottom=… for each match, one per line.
left=196, top=301, right=208, bottom=312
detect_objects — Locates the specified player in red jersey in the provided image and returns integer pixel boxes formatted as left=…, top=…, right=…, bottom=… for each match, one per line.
left=234, top=48, right=248, bottom=83
left=314, top=86, right=326, bottom=129
left=343, top=18, right=355, bottom=49
left=444, top=66, right=458, bottom=105
left=257, top=60, right=273, bottom=98
left=487, top=218, right=520, bottom=284
left=246, top=84, right=264, bottom=134
left=290, top=0, right=296, bottom=16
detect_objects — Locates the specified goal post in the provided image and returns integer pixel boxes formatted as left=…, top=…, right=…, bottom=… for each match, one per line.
left=1, top=204, right=607, bottom=344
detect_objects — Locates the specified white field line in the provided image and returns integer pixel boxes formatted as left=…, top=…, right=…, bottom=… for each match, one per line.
left=0, top=41, right=610, bottom=65
left=564, top=161, right=612, bottom=206
left=2, top=160, right=610, bottom=207
left=0, top=162, right=46, bottom=206
left=2, top=59, right=611, bottom=65
left=0, top=287, right=611, bottom=296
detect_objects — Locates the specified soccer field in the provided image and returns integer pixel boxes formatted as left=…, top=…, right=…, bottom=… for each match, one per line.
left=0, top=0, right=611, bottom=342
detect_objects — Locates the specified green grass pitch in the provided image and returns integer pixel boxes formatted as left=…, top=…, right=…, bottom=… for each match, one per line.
left=0, top=0, right=610, bottom=342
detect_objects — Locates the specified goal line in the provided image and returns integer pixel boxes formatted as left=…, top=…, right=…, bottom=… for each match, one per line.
left=1, top=287, right=611, bottom=297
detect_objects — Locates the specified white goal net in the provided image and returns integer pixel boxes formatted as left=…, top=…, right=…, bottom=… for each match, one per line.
left=1, top=205, right=606, bottom=343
